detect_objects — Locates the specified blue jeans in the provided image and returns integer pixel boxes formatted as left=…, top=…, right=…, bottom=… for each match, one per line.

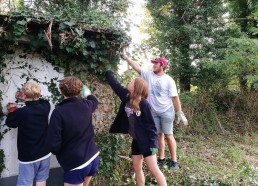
left=151, top=107, right=175, bottom=134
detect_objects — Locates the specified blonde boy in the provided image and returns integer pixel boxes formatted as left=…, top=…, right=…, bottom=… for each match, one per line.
left=6, top=82, right=51, bottom=186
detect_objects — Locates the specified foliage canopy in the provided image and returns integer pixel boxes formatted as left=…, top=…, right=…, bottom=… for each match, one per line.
left=0, top=0, right=131, bottom=76
left=145, top=0, right=258, bottom=92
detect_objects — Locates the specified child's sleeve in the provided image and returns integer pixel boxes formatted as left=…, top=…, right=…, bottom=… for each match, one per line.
left=85, top=95, right=99, bottom=112
left=47, top=109, right=63, bottom=155
left=105, top=70, right=129, bottom=101
left=5, top=109, right=22, bottom=128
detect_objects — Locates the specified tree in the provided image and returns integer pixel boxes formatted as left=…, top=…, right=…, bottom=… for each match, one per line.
left=27, top=0, right=129, bottom=19
left=146, top=0, right=229, bottom=92
left=1, top=0, right=130, bottom=23
left=228, top=0, right=258, bottom=37
left=225, top=37, right=258, bottom=91
left=227, top=0, right=258, bottom=90
left=192, top=36, right=258, bottom=92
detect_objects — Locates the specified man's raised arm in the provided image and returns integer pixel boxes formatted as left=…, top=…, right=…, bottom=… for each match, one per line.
left=120, top=53, right=141, bottom=74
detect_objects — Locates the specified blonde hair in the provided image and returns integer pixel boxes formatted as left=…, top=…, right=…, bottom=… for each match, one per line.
left=130, top=77, right=148, bottom=112
left=22, top=82, right=41, bottom=99
left=59, top=76, right=83, bottom=97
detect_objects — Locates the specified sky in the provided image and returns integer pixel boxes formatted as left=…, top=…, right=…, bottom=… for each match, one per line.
left=118, top=0, right=153, bottom=74
left=127, top=0, right=147, bottom=44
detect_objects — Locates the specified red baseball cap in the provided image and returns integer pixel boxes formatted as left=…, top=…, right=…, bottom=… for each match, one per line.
left=151, top=57, right=168, bottom=68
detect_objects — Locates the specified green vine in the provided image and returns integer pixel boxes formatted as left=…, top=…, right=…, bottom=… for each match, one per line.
left=0, top=149, right=4, bottom=174
left=0, top=9, right=131, bottom=176
left=0, top=91, right=8, bottom=174
left=0, top=9, right=131, bottom=76
left=0, top=5, right=131, bottom=177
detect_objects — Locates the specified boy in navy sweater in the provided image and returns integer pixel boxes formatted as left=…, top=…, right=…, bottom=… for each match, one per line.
left=47, top=76, right=99, bottom=186
left=6, top=82, right=51, bottom=186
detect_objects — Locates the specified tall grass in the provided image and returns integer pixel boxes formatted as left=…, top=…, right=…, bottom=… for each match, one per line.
left=90, top=90, right=258, bottom=185
left=180, top=90, right=258, bottom=135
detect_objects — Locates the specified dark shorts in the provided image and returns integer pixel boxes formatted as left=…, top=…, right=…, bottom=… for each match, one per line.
left=131, top=139, right=152, bottom=158
left=63, top=156, right=99, bottom=184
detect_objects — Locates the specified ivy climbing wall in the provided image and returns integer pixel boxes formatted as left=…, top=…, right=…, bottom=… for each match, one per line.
left=0, top=48, right=117, bottom=178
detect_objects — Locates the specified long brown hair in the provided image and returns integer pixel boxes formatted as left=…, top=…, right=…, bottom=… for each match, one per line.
left=130, top=77, right=148, bottom=112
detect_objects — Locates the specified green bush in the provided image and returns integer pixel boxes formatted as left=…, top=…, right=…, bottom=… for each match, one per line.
left=179, top=91, right=258, bottom=135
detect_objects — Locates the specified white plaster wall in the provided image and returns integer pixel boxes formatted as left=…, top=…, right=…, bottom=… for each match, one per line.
left=0, top=49, right=64, bottom=177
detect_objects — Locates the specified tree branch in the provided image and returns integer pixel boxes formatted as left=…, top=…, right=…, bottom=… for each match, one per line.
left=233, top=18, right=258, bottom=21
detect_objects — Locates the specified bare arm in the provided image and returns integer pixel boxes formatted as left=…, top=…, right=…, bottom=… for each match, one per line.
left=121, top=55, right=141, bottom=74
left=172, top=96, right=182, bottom=112
left=172, top=96, right=188, bottom=125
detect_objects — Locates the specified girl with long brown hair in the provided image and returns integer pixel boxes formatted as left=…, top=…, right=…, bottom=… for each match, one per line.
left=106, top=70, right=167, bottom=186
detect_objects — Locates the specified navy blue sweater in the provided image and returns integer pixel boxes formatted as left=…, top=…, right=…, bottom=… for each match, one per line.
left=6, top=99, right=51, bottom=162
left=47, top=96, right=99, bottom=171
left=106, top=71, right=158, bottom=154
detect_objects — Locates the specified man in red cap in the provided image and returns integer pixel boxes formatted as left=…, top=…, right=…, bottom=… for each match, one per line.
left=120, top=52, right=188, bottom=170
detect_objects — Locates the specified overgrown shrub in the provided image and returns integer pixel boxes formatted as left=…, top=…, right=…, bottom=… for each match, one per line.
left=92, top=133, right=135, bottom=185
left=180, top=90, right=258, bottom=135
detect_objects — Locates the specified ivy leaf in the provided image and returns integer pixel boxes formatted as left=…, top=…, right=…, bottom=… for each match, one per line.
left=75, top=28, right=84, bottom=37
left=30, top=42, right=38, bottom=51
left=59, top=22, right=68, bottom=30
left=83, top=50, right=88, bottom=56
left=53, top=67, right=60, bottom=72
left=0, top=76, right=4, bottom=83
left=75, top=66, right=81, bottom=72
left=66, top=47, right=74, bottom=53
left=63, top=21, right=75, bottom=27
left=25, top=17, right=31, bottom=22
left=90, top=63, right=96, bottom=68
left=16, top=20, right=27, bottom=26
left=92, top=54, right=97, bottom=60
left=38, top=32, right=45, bottom=40
left=105, top=64, right=112, bottom=71
left=89, top=41, right=96, bottom=48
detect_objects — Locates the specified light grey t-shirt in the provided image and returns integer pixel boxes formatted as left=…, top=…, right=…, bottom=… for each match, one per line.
left=141, top=70, right=178, bottom=113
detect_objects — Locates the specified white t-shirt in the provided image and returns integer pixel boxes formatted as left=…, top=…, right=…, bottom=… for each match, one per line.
left=141, top=70, right=178, bottom=113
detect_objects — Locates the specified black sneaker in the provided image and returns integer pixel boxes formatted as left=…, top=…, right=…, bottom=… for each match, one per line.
left=157, top=158, right=166, bottom=166
left=169, top=161, right=179, bottom=170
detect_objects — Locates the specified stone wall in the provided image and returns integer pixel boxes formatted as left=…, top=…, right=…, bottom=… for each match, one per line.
left=0, top=48, right=117, bottom=178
